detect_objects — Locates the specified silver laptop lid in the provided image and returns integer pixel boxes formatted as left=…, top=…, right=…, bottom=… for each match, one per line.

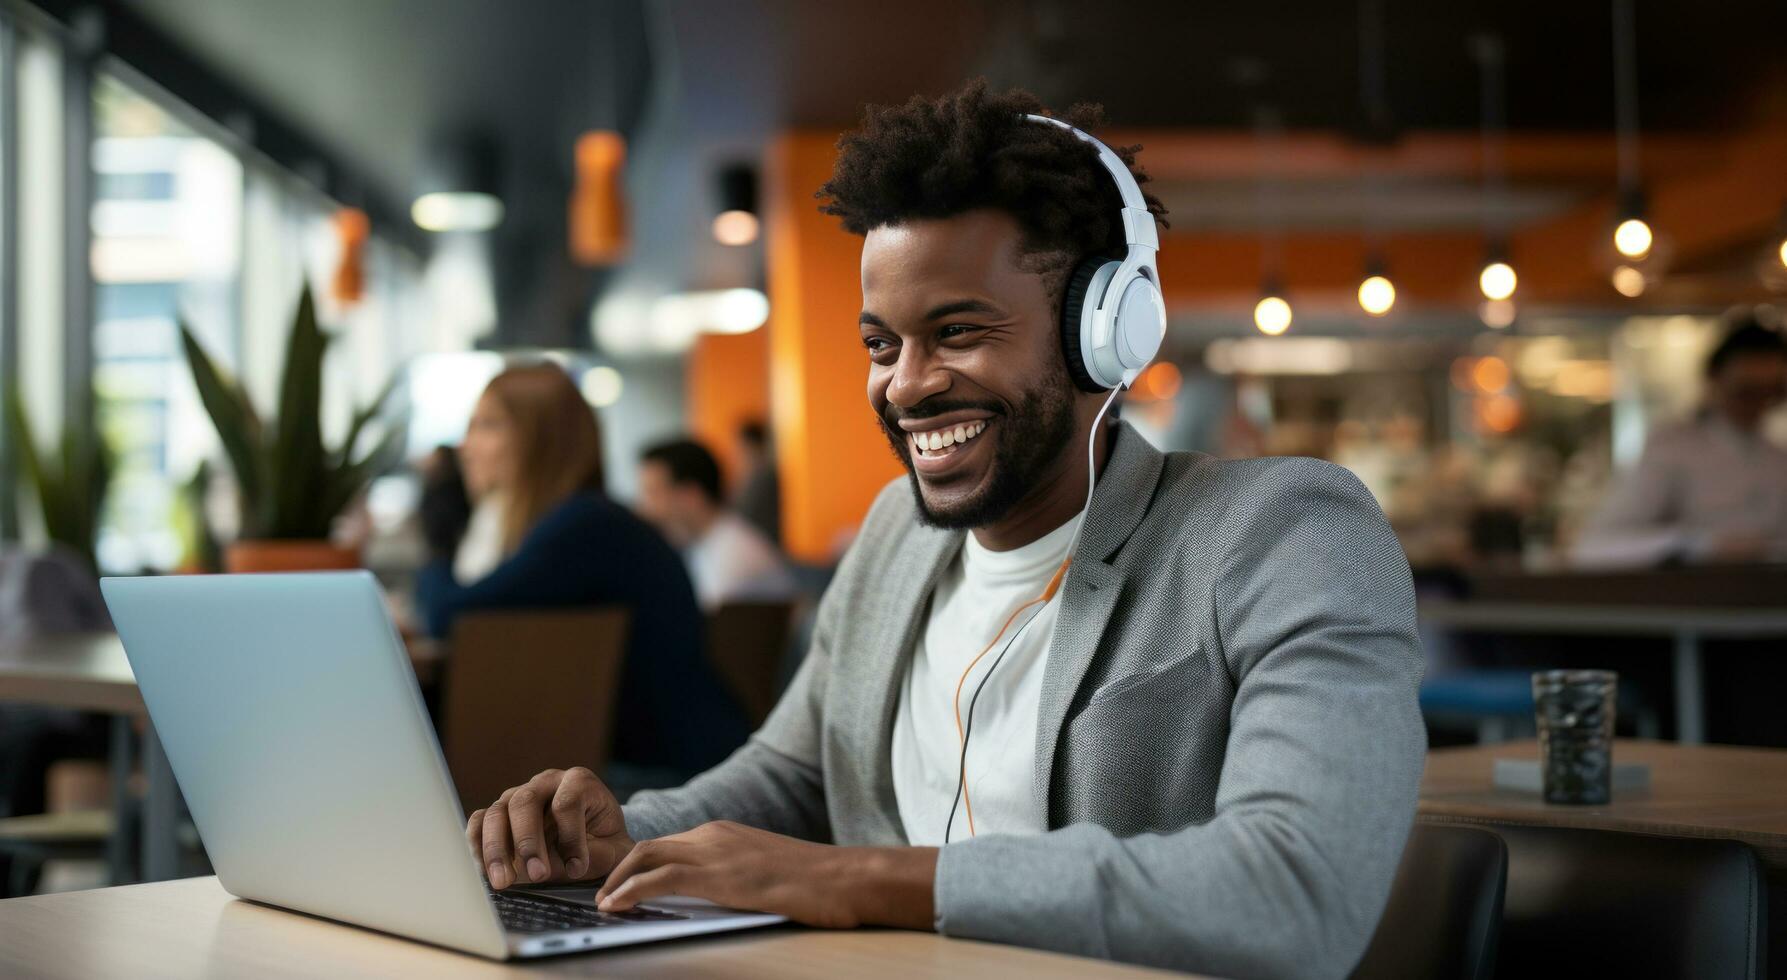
left=101, top=571, right=509, bottom=959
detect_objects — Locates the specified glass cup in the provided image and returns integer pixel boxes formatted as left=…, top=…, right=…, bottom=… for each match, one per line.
left=1532, top=669, right=1618, bottom=805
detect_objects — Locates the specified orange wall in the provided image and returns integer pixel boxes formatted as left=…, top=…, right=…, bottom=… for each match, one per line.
left=686, top=329, right=770, bottom=486
left=764, top=132, right=903, bottom=562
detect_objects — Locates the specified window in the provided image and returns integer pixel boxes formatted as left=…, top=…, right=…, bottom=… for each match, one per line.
left=91, top=71, right=242, bottom=573
left=11, top=25, right=66, bottom=550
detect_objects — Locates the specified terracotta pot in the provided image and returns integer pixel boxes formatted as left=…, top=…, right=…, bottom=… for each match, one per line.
left=224, top=540, right=361, bottom=574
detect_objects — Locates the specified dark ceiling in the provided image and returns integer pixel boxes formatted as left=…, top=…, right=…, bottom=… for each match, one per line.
left=37, top=0, right=1787, bottom=346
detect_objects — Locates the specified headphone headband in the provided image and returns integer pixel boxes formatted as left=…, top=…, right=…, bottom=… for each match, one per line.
left=1021, top=114, right=1158, bottom=252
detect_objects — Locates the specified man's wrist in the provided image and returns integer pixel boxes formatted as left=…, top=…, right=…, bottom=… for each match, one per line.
left=835, top=845, right=939, bottom=930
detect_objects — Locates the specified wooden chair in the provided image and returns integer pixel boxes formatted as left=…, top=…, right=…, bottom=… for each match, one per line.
left=440, top=609, right=628, bottom=815
left=704, top=602, right=795, bottom=726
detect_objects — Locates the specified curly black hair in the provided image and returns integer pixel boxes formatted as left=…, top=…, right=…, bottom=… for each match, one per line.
left=816, top=79, right=1168, bottom=304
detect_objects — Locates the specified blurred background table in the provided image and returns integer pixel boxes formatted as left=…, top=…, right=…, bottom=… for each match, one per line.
left=1418, top=601, right=1787, bottom=744
left=1419, top=738, right=1787, bottom=871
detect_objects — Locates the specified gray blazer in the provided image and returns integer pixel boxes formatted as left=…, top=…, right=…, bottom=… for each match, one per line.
left=625, top=421, right=1425, bottom=979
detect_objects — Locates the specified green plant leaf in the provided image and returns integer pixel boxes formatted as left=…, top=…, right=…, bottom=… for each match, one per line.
left=317, top=419, right=406, bottom=529
left=268, top=285, right=330, bottom=538
left=5, top=390, right=109, bottom=570
left=334, top=374, right=400, bottom=471
left=4, top=392, right=59, bottom=549
left=179, top=322, right=266, bottom=535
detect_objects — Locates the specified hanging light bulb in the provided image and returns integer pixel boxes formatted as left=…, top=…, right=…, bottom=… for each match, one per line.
left=1254, top=293, right=1293, bottom=336
left=1606, top=5, right=1662, bottom=271
left=1356, top=255, right=1394, bottom=317
left=1479, top=260, right=1517, bottom=302
left=712, top=163, right=760, bottom=246
left=1777, top=236, right=1787, bottom=271
left=1614, top=216, right=1653, bottom=260
left=1358, top=274, right=1395, bottom=317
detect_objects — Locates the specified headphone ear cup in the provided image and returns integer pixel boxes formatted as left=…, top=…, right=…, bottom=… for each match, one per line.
left=1059, top=256, right=1112, bottom=393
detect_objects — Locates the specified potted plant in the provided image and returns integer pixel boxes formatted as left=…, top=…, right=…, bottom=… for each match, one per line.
left=4, top=391, right=112, bottom=573
left=180, top=284, right=404, bottom=573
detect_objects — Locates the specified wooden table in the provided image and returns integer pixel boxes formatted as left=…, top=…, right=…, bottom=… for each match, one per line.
left=1419, top=739, right=1787, bottom=871
left=1418, top=600, right=1787, bottom=744
left=0, top=876, right=1183, bottom=979
left=0, top=632, right=444, bottom=883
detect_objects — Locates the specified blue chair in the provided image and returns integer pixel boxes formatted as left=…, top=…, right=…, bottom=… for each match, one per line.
left=1420, top=669, right=1537, bottom=744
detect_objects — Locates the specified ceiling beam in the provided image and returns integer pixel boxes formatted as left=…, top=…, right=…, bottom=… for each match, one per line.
left=1105, top=129, right=1726, bottom=183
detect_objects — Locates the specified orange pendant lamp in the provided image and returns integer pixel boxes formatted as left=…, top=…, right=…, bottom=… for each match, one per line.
left=570, top=131, right=628, bottom=266
left=331, top=207, right=369, bottom=307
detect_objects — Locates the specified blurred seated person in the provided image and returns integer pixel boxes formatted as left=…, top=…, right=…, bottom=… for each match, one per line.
left=635, top=438, right=798, bottom=612
left=414, top=365, right=750, bottom=778
left=731, top=420, right=781, bottom=546
left=1575, top=314, right=1787, bottom=567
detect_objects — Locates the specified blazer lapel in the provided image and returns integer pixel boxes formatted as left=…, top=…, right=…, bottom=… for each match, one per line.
left=1032, top=421, right=1165, bottom=823
left=852, top=520, right=961, bottom=844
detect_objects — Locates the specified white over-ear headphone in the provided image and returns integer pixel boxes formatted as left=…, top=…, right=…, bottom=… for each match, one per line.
left=1023, top=114, right=1166, bottom=392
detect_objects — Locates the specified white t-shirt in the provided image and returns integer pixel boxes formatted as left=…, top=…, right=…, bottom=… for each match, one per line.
left=453, top=493, right=508, bottom=583
left=686, top=512, right=799, bottom=612
left=891, top=512, right=1082, bottom=845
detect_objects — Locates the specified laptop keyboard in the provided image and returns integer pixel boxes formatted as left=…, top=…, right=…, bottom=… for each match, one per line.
left=492, top=889, right=691, bottom=934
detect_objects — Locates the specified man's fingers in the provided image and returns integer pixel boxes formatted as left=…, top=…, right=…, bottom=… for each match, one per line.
left=551, top=776, right=593, bottom=879
left=594, top=838, right=689, bottom=904
left=465, top=808, right=485, bottom=853
left=597, top=864, right=692, bottom=912
left=505, top=785, right=551, bottom=884
left=479, top=801, right=515, bottom=889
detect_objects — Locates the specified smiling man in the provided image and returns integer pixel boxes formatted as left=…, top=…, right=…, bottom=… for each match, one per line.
left=469, top=81, right=1425, bottom=978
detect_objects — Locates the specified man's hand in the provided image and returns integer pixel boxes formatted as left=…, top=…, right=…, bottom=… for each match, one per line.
left=466, top=767, right=633, bottom=890
left=592, top=820, right=938, bottom=930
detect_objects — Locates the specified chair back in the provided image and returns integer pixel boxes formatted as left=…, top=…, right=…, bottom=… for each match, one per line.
left=440, top=609, right=628, bottom=814
left=1491, top=823, right=1766, bottom=980
left=1352, top=821, right=1507, bottom=980
left=704, top=602, right=794, bottom=726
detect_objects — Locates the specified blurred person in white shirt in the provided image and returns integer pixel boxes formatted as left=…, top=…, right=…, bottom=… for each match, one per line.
left=636, top=438, right=799, bottom=611
left=1574, top=313, right=1787, bottom=567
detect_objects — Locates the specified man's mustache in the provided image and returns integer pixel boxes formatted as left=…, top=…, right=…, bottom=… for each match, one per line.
left=880, top=400, right=1003, bottom=432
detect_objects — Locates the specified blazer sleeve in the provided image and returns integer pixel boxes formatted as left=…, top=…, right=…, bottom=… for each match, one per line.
left=932, top=459, right=1426, bottom=980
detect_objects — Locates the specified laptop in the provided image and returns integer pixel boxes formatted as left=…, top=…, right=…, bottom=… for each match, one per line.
left=100, top=571, right=785, bottom=959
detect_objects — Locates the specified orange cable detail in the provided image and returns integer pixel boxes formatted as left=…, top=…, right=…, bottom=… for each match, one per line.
left=950, top=556, right=1071, bottom=838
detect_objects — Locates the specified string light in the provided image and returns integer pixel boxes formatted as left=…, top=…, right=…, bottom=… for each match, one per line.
left=1254, top=295, right=1292, bottom=336
left=1479, top=261, right=1517, bottom=301
left=1358, top=274, right=1395, bottom=317
left=1611, top=265, right=1646, bottom=297
left=1613, top=217, right=1653, bottom=260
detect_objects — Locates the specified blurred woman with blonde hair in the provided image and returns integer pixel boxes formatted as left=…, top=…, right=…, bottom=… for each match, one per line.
left=416, top=363, right=748, bottom=780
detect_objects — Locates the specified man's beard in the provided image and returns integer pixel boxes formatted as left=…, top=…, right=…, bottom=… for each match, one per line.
left=878, top=376, right=1078, bottom=531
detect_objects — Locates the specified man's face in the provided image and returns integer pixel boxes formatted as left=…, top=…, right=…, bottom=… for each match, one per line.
left=635, top=460, right=694, bottom=546
left=1711, top=352, right=1787, bottom=432
left=859, top=209, right=1083, bottom=529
